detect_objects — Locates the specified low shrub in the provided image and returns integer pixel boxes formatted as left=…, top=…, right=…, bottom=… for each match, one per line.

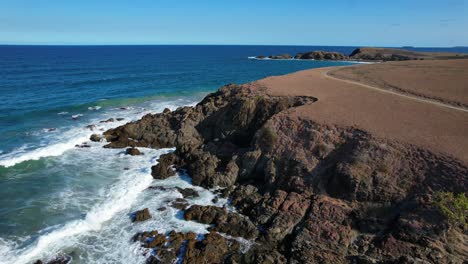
left=433, top=192, right=467, bottom=229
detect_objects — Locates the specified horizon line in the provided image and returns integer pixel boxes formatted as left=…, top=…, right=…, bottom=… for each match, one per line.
left=0, top=43, right=467, bottom=49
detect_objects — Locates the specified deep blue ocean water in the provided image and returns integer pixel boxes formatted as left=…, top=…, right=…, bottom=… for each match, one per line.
left=0, top=45, right=466, bottom=263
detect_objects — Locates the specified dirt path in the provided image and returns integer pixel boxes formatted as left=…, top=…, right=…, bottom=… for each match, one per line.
left=324, top=68, right=468, bottom=113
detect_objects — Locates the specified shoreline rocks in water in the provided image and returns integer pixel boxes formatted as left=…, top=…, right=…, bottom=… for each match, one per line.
left=103, top=82, right=467, bottom=263
left=125, top=147, right=141, bottom=156
left=295, top=50, right=349, bottom=60
left=255, top=47, right=468, bottom=61
left=132, top=208, right=151, bottom=222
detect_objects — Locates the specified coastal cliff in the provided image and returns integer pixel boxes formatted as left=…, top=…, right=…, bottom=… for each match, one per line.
left=101, top=81, right=468, bottom=263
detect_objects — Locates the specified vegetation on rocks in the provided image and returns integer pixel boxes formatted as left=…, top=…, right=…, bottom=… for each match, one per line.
left=434, top=192, right=468, bottom=229
left=259, top=126, right=278, bottom=150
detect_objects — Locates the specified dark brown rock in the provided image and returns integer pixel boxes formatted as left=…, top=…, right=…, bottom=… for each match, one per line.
left=132, top=208, right=151, bottom=222
left=125, top=147, right=141, bottom=156
left=99, top=118, right=115, bottom=123
left=85, top=124, right=97, bottom=130
left=294, top=50, right=348, bottom=60
left=171, top=198, right=189, bottom=210
left=185, top=205, right=258, bottom=239
left=101, top=83, right=468, bottom=263
left=89, top=134, right=102, bottom=142
left=268, top=54, right=292, bottom=60
left=176, top=187, right=199, bottom=198
left=33, top=255, right=71, bottom=264
left=151, top=153, right=178, bottom=179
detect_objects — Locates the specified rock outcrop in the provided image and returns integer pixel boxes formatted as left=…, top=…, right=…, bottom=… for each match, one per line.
left=349, top=47, right=468, bottom=61
left=125, top=147, right=141, bottom=156
left=132, top=208, right=151, bottom=222
left=104, top=84, right=467, bottom=263
left=256, top=47, right=468, bottom=62
left=295, top=51, right=349, bottom=60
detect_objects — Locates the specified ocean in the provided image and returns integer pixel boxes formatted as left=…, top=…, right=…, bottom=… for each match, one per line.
left=0, top=45, right=466, bottom=263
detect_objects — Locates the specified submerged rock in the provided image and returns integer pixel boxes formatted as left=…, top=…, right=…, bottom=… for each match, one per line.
left=85, top=124, right=97, bottom=131
left=99, top=118, right=115, bottom=123
left=170, top=198, right=189, bottom=210
left=176, top=187, right=199, bottom=198
left=33, top=255, right=71, bottom=264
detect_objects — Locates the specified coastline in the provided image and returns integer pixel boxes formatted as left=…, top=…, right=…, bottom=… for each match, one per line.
left=87, top=59, right=468, bottom=263
left=247, top=56, right=377, bottom=64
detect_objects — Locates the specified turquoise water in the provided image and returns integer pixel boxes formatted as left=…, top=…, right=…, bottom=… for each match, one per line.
left=0, top=45, right=465, bottom=263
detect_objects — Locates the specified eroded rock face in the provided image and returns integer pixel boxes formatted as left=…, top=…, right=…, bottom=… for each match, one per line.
left=185, top=205, right=258, bottom=239
left=151, top=153, right=178, bottom=179
left=134, top=230, right=241, bottom=264
left=104, top=84, right=467, bottom=263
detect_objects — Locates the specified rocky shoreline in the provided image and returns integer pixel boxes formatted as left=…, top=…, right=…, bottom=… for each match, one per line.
left=254, top=47, right=468, bottom=62
left=89, top=82, right=468, bottom=263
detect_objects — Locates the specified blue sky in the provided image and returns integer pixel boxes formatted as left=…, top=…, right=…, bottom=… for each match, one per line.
left=0, top=0, right=467, bottom=46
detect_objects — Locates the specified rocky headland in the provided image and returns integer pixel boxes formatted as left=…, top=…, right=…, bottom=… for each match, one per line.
left=96, top=59, right=468, bottom=263
left=255, top=47, right=468, bottom=62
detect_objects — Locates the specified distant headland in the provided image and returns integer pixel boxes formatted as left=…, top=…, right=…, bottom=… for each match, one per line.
left=252, top=47, right=468, bottom=62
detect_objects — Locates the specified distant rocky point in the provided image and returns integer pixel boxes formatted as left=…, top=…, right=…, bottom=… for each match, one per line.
left=254, top=47, right=468, bottom=61
left=295, top=50, right=348, bottom=60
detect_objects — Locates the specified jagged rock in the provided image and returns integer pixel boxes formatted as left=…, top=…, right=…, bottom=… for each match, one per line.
left=34, top=255, right=71, bottom=264
left=125, top=147, right=141, bottom=156
left=102, top=84, right=467, bottom=263
left=99, top=118, right=115, bottom=123
left=116, top=118, right=124, bottom=121
left=75, top=143, right=91, bottom=148
left=176, top=187, right=199, bottom=198
left=294, top=51, right=348, bottom=60
left=268, top=54, right=292, bottom=60
left=185, top=205, right=258, bottom=239
left=170, top=198, right=189, bottom=210
left=89, top=134, right=103, bottom=142
left=163, top=108, right=171, bottom=114
left=136, top=230, right=240, bottom=264
left=132, top=208, right=151, bottom=222
left=151, top=153, right=178, bottom=179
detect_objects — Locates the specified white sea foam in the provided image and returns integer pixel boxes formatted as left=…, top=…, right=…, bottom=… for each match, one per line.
left=87, top=106, right=101, bottom=111
left=71, top=114, right=83, bottom=119
left=248, top=56, right=378, bottom=64
left=0, top=135, right=90, bottom=167
left=0, top=98, right=193, bottom=168
left=0, top=145, right=231, bottom=264
left=0, top=147, right=173, bottom=264
left=0, top=96, right=249, bottom=264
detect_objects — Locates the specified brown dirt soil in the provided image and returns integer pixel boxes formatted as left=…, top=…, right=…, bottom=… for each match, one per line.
left=329, top=59, right=468, bottom=108
left=252, top=59, right=468, bottom=164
